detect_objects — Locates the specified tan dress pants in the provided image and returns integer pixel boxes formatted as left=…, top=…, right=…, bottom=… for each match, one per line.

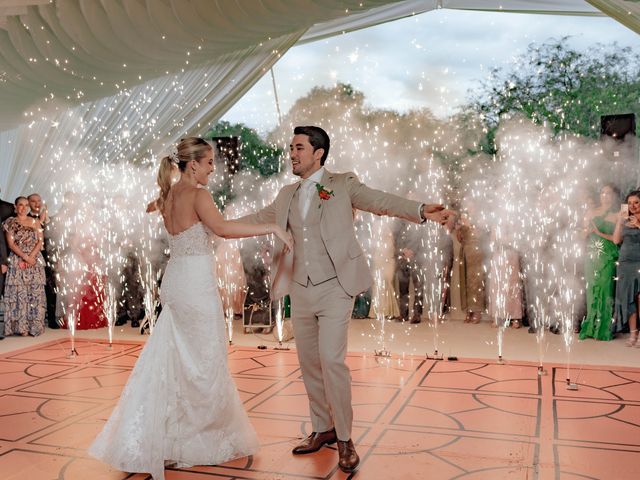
left=290, top=277, right=355, bottom=441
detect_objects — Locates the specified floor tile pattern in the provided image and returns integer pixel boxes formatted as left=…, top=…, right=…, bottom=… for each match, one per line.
left=1, top=339, right=639, bottom=479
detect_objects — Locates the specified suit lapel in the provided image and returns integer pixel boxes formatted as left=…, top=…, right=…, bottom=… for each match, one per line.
left=270, top=181, right=300, bottom=300
left=317, top=169, right=333, bottom=223
left=278, top=182, right=300, bottom=228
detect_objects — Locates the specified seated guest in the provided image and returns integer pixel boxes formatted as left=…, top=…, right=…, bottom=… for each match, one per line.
left=3, top=197, right=46, bottom=336
left=613, top=190, right=640, bottom=346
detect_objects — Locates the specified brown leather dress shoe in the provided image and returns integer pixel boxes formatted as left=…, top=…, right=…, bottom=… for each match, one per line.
left=337, top=439, right=360, bottom=473
left=292, top=428, right=337, bottom=454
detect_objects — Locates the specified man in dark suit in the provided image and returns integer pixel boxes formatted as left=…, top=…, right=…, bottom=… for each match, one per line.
left=27, top=193, right=59, bottom=329
left=393, top=220, right=424, bottom=324
left=0, top=193, right=14, bottom=339
left=0, top=193, right=14, bottom=296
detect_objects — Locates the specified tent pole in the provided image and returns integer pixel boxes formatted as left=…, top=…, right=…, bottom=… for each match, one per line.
left=270, top=68, right=283, bottom=125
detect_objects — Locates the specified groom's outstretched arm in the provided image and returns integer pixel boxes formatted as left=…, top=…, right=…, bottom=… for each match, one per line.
left=345, top=172, right=424, bottom=223
left=345, top=172, right=453, bottom=224
left=235, top=200, right=277, bottom=225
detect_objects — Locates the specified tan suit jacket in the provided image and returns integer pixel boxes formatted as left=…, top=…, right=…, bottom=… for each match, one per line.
left=240, top=169, right=423, bottom=298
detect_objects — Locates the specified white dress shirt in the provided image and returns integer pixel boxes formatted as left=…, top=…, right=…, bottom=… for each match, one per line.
left=299, top=167, right=325, bottom=219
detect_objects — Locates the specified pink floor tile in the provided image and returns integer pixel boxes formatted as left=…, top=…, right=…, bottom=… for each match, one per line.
left=1, top=338, right=639, bottom=479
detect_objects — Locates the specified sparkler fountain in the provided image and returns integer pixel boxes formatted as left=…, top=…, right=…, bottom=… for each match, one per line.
left=422, top=227, right=447, bottom=361
left=372, top=267, right=391, bottom=358
left=522, top=246, right=554, bottom=376
left=532, top=296, right=549, bottom=376
left=556, top=250, right=582, bottom=390
left=104, top=282, right=117, bottom=347
left=366, top=217, right=397, bottom=358
left=27, top=58, right=618, bottom=375
left=139, top=259, right=159, bottom=335
left=488, top=227, right=515, bottom=365
left=273, top=297, right=290, bottom=350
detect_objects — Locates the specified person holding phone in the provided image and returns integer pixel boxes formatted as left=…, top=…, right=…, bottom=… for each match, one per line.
left=579, top=184, right=620, bottom=341
left=613, top=190, right=640, bottom=345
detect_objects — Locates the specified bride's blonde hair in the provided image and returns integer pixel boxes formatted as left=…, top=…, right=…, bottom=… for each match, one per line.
left=156, top=137, right=212, bottom=213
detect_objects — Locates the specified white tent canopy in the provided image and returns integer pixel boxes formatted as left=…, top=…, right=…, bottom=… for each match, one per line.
left=0, top=0, right=631, bottom=197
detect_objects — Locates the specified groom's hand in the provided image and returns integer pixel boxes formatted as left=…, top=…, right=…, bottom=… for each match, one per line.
left=424, top=208, right=456, bottom=225
left=422, top=203, right=444, bottom=214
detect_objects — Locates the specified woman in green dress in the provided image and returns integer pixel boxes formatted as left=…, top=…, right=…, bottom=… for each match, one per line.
left=579, top=184, right=620, bottom=341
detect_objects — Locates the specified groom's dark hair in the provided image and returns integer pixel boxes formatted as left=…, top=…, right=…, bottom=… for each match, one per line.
left=294, top=126, right=330, bottom=165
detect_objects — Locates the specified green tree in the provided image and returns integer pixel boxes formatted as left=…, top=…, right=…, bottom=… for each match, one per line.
left=469, top=38, right=640, bottom=153
left=204, top=121, right=283, bottom=177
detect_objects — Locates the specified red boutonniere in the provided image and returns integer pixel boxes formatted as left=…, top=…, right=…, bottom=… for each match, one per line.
left=315, top=183, right=334, bottom=200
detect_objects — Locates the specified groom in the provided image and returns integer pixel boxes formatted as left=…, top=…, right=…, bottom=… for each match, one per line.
left=240, top=126, right=452, bottom=472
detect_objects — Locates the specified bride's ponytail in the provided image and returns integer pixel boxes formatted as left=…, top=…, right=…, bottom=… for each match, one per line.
left=156, top=137, right=212, bottom=213
left=156, top=155, right=175, bottom=213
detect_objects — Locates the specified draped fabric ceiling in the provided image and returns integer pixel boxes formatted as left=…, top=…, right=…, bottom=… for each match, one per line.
left=0, top=0, right=629, bottom=198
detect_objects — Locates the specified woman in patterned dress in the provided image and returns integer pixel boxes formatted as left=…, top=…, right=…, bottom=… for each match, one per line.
left=2, top=196, right=46, bottom=336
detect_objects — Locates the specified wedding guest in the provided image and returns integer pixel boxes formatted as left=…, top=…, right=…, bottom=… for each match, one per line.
left=27, top=193, right=58, bottom=329
left=393, top=221, right=423, bottom=323
left=438, top=215, right=455, bottom=318
left=216, top=239, right=247, bottom=318
left=27, top=193, right=49, bottom=224
left=488, top=227, right=523, bottom=328
left=0, top=191, right=13, bottom=297
left=452, top=204, right=487, bottom=324
left=50, top=192, right=106, bottom=330
left=115, top=250, right=145, bottom=328
left=613, top=190, right=640, bottom=345
left=240, top=238, right=275, bottom=332
left=372, top=221, right=400, bottom=319
left=3, top=197, right=46, bottom=336
left=572, top=191, right=597, bottom=333
left=580, top=184, right=619, bottom=341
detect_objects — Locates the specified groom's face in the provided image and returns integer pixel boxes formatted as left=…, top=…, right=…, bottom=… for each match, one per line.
left=290, top=134, right=323, bottom=179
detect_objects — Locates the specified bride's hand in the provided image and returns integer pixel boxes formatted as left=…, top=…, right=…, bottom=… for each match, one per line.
left=273, top=225, right=294, bottom=253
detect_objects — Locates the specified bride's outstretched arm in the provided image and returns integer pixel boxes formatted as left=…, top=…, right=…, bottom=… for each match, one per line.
left=195, top=189, right=292, bottom=249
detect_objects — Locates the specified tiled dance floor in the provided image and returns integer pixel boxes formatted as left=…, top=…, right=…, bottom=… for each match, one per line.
left=1, top=338, right=640, bottom=479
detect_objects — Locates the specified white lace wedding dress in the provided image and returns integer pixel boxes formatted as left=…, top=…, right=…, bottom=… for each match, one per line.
left=89, top=223, right=259, bottom=480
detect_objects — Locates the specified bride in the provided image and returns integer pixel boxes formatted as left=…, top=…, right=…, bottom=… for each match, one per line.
left=89, top=137, right=293, bottom=480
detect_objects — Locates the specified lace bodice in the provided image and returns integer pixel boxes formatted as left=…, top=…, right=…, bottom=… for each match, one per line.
left=168, top=222, right=214, bottom=257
